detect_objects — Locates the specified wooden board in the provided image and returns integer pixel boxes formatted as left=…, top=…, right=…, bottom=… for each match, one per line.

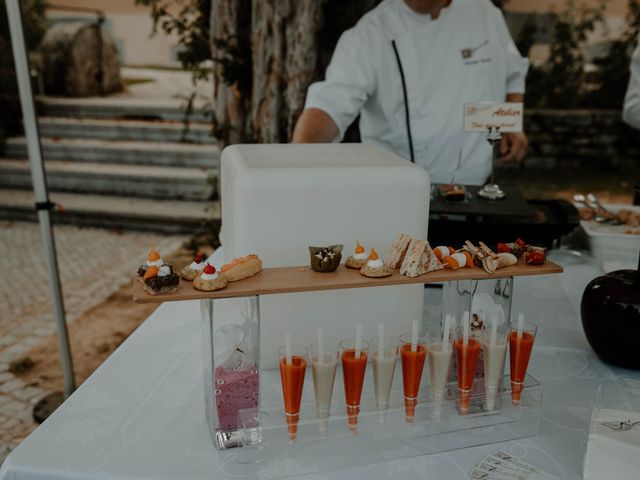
left=133, top=259, right=563, bottom=304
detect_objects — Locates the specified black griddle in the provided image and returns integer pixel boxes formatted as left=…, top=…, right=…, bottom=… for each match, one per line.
left=427, top=185, right=580, bottom=249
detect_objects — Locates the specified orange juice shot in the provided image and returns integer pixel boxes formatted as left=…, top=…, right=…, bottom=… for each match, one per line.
left=509, top=315, right=537, bottom=405
left=399, top=320, right=427, bottom=423
left=278, top=343, right=308, bottom=441
left=455, top=323, right=481, bottom=415
left=340, top=337, right=369, bottom=433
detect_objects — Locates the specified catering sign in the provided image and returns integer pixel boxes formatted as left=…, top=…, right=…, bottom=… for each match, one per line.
left=464, top=102, right=523, bottom=133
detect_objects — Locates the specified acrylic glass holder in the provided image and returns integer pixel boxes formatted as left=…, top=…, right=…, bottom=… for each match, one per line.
left=233, top=374, right=541, bottom=477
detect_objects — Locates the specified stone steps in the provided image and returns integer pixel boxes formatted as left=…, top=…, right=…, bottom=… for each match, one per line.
left=4, top=137, right=220, bottom=169
left=36, top=116, right=217, bottom=144
left=0, top=189, right=219, bottom=234
left=0, top=159, right=217, bottom=201
left=36, top=96, right=210, bottom=122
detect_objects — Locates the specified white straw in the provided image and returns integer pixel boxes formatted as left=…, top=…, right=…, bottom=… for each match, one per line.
left=355, top=323, right=363, bottom=359
left=517, top=313, right=524, bottom=340
left=463, top=311, right=470, bottom=347
left=443, top=314, right=452, bottom=351
left=317, top=328, right=324, bottom=363
left=285, top=333, right=292, bottom=365
left=411, top=320, right=419, bottom=352
left=490, top=315, right=497, bottom=347
left=378, top=322, right=384, bottom=359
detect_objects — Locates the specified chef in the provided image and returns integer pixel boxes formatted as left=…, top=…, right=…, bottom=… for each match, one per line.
left=623, top=36, right=640, bottom=129
left=292, top=0, right=529, bottom=185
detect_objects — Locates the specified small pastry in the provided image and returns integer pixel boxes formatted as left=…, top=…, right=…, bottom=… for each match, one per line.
left=433, top=246, right=455, bottom=262
left=497, top=238, right=525, bottom=258
left=443, top=251, right=474, bottom=270
left=193, top=263, right=228, bottom=291
left=137, top=248, right=166, bottom=282
left=384, top=234, right=412, bottom=269
left=360, top=248, right=392, bottom=278
left=345, top=241, right=368, bottom=269
left=309, top=245, right=343, bottom=272
left=181, top=251, right=207, bottom=281
left=142, top=264, right=180, bottom=295
left=525, top=246, right=546, bottom=265
left=221, top=254, right=263, bottom=282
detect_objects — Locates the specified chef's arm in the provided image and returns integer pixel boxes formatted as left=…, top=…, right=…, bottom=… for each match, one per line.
left=292, top=108, right=339, bottom=143
left=498, top=93, right=528, bottom=163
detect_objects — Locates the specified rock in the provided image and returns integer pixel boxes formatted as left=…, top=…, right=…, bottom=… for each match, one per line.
left=39, top=21, right=121, bottom=97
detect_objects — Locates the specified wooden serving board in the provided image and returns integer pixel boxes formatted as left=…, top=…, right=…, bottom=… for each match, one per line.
left=133, top=259, right=563, bottom=304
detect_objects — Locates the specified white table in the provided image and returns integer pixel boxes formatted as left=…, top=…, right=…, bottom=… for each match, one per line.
left=2, top=251, right=638, bottom=480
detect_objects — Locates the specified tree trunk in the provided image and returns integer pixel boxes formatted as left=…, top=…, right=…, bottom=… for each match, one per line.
left=210, top=0, right=379, bottom=146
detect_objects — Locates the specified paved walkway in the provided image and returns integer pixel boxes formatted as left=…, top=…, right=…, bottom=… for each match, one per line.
left=0, top=221, right=186, bottom=462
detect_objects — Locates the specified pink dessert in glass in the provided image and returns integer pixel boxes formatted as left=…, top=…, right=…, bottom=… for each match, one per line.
left=214, top=366, right=259, bottom=431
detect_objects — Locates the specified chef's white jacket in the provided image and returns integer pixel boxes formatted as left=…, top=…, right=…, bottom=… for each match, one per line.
left=623, top=37, right=640, bottom=129
left=304, top=0, right=529, bottom=185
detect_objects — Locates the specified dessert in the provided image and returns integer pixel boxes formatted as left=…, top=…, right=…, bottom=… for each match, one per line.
left=346, top=241, right=368, bottom=269
left=464, top=241, right=517, bottom=274
left=399, top=239, right=443, bottom=277
left=193, top=263, right=228, bottom=291
left=137, top=248, right=166, bottom=281
left=142, top=264, right=180, bottom=295
left=438, top=184, right=466, bottom=201
left=180, top=251, right=208, bottom=281
left=497, top=238, right=525, bottom=258
left=360, top=248, right=392, bottom=278
left=384, top=233, right=412, bottom=269
left=443, top=251, right=473, bottom=269
left=221, top=254, right=262, bottom=281
left=433, top=245, right=455, bottom=262
left=309, top=245, right=343, bottom=272
left=525, top=245, right=546, bottom=265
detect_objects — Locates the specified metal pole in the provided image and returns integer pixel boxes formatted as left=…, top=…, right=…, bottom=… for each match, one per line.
left=5, top=0, right=76, bottom=397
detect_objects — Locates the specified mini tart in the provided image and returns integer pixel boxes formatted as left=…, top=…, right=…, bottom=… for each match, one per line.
left=193, top=273, right=228, bottom=291
left=360, top=264, right=392, bottom=278
left=180, top=252, right=207, bottom=281
left=142, top=266, right=180, bottom=295
left=346, top=256, right=367, bottom=269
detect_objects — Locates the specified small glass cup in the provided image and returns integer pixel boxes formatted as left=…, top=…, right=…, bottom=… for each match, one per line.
left=508, top=320, right=538, bottom=405
left=399, top=332, right=428, bottom=422
left=455, top=326, right=481, bottom=414
left=481, top=325, right=509, bottom=411
left=277, top=344, right=308, bottom=440
left=370, top=336, right=398, bottom=412
left=339, top=338, right=369, bottom=432
left=309, top=343, right=339, bottom=420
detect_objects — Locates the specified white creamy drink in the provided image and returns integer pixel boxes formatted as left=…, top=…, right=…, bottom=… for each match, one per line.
left=372, top=351, right=396, bottom=410
left=428, top=341, right=453, bottom=399
left=312, top=354, right=338, bottom=416
left=481, top=337, right=507, bottom=410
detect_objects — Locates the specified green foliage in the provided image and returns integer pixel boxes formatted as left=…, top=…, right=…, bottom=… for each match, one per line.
left=586, top=0, right=640, bottom=109
left=523, top=0, right=605, bottom=108
left=0, top=0, right=47, bottom=147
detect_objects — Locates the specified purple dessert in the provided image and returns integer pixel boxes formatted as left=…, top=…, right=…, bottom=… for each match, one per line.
left=215, top=366, right=259, bottom=431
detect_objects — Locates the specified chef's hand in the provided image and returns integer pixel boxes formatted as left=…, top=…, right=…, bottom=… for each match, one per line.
left=498, top=132, right=528, bottom=163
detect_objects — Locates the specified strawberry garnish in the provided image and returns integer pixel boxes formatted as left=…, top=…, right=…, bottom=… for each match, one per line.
left=497, top=242, right=511, bottom=253
left=203, top=263, right=216, bottom=274
left=194, top=252, right=204, bottom=263
left=516, top=238, right=526, bottom=248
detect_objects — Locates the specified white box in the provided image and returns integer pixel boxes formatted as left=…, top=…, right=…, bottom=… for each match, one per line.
left=221, top=144, right=431, bottom=368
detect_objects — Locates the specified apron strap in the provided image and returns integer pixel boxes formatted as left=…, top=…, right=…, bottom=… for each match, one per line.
left=391, top=39, right=415, bottom=164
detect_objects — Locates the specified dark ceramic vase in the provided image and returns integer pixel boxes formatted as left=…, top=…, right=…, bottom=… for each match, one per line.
left=581, top=256, right=640, bottom=369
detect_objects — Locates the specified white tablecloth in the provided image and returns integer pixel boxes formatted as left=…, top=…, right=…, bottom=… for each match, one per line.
left=2, top=250, right=639, bottom=480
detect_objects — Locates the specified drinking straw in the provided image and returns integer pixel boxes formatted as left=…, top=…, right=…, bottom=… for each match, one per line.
left=355, top=323, right=363, bottom=359
left=285, top=332, right=292, bottom=365
left=318, top=328, right=324, bottom=363
left=517, top=313, right=524, bottom=340
left=443, top=314, right=452, bottom=351
left=378, top=322, right=384, bottom=359
left=411, top=320, right=419, bottom=352
left=490, top=315, right=497, bottom=347
left=463, top=311, right=470, bottom=347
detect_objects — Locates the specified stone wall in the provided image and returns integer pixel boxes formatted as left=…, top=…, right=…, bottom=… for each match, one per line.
left=499, top=110, right=640, bottom=171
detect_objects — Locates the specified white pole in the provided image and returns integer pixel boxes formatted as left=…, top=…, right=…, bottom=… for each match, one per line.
left=5, top=0, right=75, bottom=397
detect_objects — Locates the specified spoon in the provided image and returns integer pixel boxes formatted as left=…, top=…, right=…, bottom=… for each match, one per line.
left=587, top=193, right=623, bottom=225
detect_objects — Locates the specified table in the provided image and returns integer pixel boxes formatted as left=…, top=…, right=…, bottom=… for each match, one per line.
left=2, top=250, right=638, bottom=480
